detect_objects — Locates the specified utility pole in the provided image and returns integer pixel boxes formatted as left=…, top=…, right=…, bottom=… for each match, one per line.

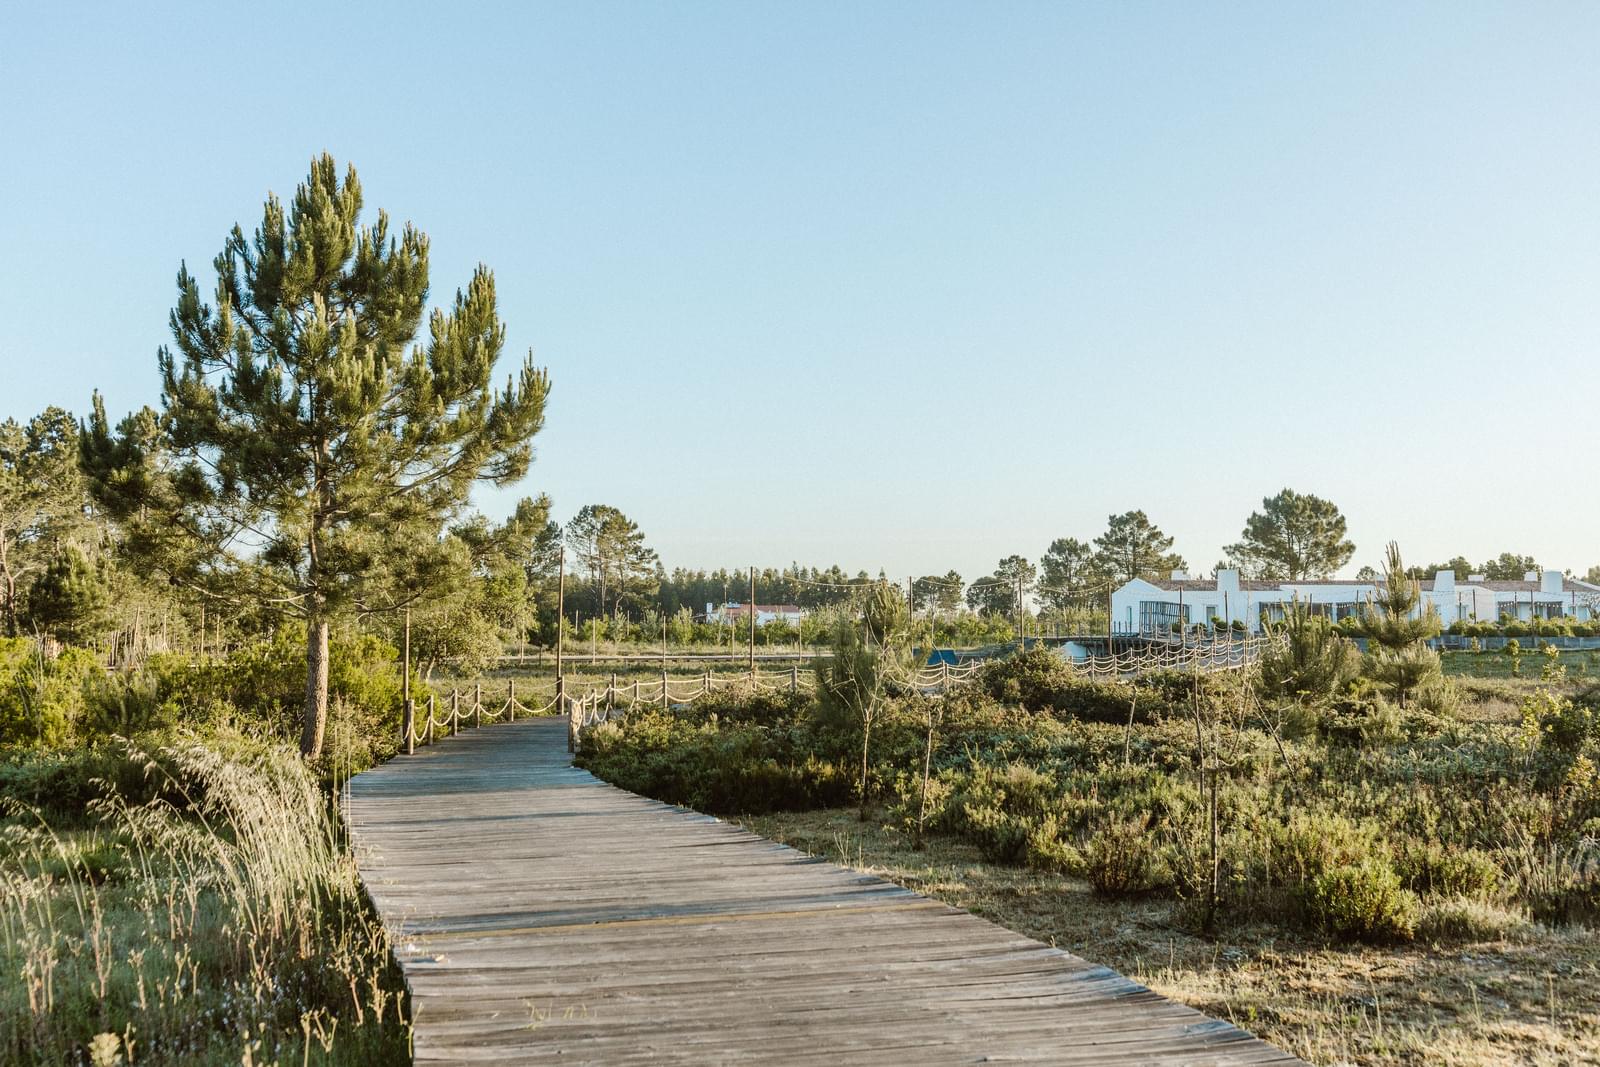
left=749, top=566, right=757, bottom=676
left=401, top=606, right=414, bottom=754
left=1016, top=574, right=1024, bottom=648
left=555, top=546, right=566, bottom=696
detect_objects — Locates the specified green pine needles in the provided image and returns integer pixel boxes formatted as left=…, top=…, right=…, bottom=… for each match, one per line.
left=83, top=155, right=550, bottom=757
left=1361, top=543, right=1446, bottom=709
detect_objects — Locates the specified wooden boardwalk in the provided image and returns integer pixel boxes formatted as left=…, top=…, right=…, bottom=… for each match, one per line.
left=345, top=719, right=1299, bottom=1065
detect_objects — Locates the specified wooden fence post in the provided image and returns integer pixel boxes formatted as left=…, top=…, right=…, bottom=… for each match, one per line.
left=426, top=694, right=435, bottom=745
left=704, top=668, right=711, bottom=695
left=402, top=698, right=415, bottom=755
left=661, top=668, right=669, bottom=709
left=475, top=682, right=483, bottom=727
left=791, top=665, right=798, bottom=694
left=508, top=678, right=516, bottom=721
left=451, top=690, right=460, bottom=735
left=610, top=671, right=618, bottom=712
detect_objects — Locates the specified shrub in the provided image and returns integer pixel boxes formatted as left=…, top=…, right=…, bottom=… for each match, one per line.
left=0, top=639, right=101, bottom=746
left=682, top=683, right=811, bottom=726
left=1397, top=843, right=1501, bottom=899
left=1304, top=857, right=1419, bottom=942
left=1520, top=688, right=1596, bottom=754
left=1410, top=677, right=1460, bottom=719
left=576, top=708, right=854, bottom=814
left=979, top=648, right=1132, bottom=723
left=1416, top=897, right=1531, bottom=943
left=0, top=743, right=195, bottom=827
left=1271, top=810, right=1379, bottom=890
left=1321, top=683, right=1403, bottom=746
left=943, top=761, right=1067, bottom=864
left=1024, top=815, right=1083, bottom=874
left=1084, top=812, right=1167, bottom=896
left=1258, top=603, right=1358, bottom=708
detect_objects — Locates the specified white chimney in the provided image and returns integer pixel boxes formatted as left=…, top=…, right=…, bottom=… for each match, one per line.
left=1543, top=569, right=1563, bottom=595
left=1467, top=573, right=1486, bottom=583
left=1171, top=569, right=1190, bottom=582
left=1434, top=570, right=1455, bottom=592
left=1524, top=570, right=1539, bottom=582
left=1216, top=569, right=1240, bottom=594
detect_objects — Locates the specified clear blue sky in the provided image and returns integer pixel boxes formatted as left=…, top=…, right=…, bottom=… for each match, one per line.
left=3, top=3, right=1597, bottom=582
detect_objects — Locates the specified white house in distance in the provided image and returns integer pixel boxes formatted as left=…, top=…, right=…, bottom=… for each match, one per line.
left=705, top=602, right=804, bottom=626
left=1111, top=569, right=1600, bottom=635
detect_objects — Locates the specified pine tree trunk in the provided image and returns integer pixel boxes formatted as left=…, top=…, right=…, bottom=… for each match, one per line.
left=0, top=529, right=15, bottom=637
left=301, top=615, right=330, bottom=757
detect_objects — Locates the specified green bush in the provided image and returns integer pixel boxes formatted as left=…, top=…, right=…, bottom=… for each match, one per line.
left=979, top=648, right=1126, bottom=723
left=1320, top=682, right=1403, bottom=746
left=0, top=639, right=101, bottom=746
left=0, top=743, right=195, bottom=827
left=1024, top=814, right=1083, bottom=874
left=680, top=683, right=811, bottom=726
left=1397, top=843, right=1501, bottom=899
left=1520, top=688, right=1597, bottom=754
left=576, top=707, right=853, bottom=814
left=1271, top=810, right=1378, bottom=890
left=1304, top=857, right=1419, bottom=942
left=942, top=761, right=1067, bottom=864
left=1084, top=812, right=1168, bottom=896
left=0, top=628, right=411, bottom=770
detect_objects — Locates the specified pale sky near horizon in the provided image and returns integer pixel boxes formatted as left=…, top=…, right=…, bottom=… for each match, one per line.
left=2, top=3, right=1597, bottom=583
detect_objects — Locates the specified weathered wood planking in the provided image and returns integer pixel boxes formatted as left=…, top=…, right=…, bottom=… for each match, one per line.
left=345, top=719, right=1300, bottom=1065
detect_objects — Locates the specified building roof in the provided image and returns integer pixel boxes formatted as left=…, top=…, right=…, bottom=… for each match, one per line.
left=1146, top=577, right=1350, bottom=592
left=1462, top=579, right=1597, bottom=594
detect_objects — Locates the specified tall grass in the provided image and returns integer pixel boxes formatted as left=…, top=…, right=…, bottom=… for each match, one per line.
left=0, top=734, right=409, bottom=1065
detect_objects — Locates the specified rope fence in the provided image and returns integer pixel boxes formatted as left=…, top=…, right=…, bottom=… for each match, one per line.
left=400, top=635, right=1280, bottom=756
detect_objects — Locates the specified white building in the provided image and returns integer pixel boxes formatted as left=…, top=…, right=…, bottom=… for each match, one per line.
left=1111, top=568, right=1598, bottom=635
left=705, top=602, right=804, bottom=626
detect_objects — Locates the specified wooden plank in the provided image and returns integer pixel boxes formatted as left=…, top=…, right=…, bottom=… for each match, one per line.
left=346, top=718, right=1302, bottom=1065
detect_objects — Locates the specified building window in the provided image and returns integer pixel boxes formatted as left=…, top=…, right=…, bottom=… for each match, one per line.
left=1139, top=601, right=1188, bottom=632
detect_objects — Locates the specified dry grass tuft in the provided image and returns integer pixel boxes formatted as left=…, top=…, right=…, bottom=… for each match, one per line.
left=0, top=735, right=409, bottom=1065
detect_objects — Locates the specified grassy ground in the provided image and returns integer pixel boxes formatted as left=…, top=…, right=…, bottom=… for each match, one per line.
left=0, top=738, right=410, bottom=1066
left=739, top=807, right=1600, bottom=1066
left=1443, top=648, right=1600, bottom=682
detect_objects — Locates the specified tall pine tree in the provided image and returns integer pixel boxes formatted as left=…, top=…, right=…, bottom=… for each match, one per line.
left=84, top=156, right=549, bottom=757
